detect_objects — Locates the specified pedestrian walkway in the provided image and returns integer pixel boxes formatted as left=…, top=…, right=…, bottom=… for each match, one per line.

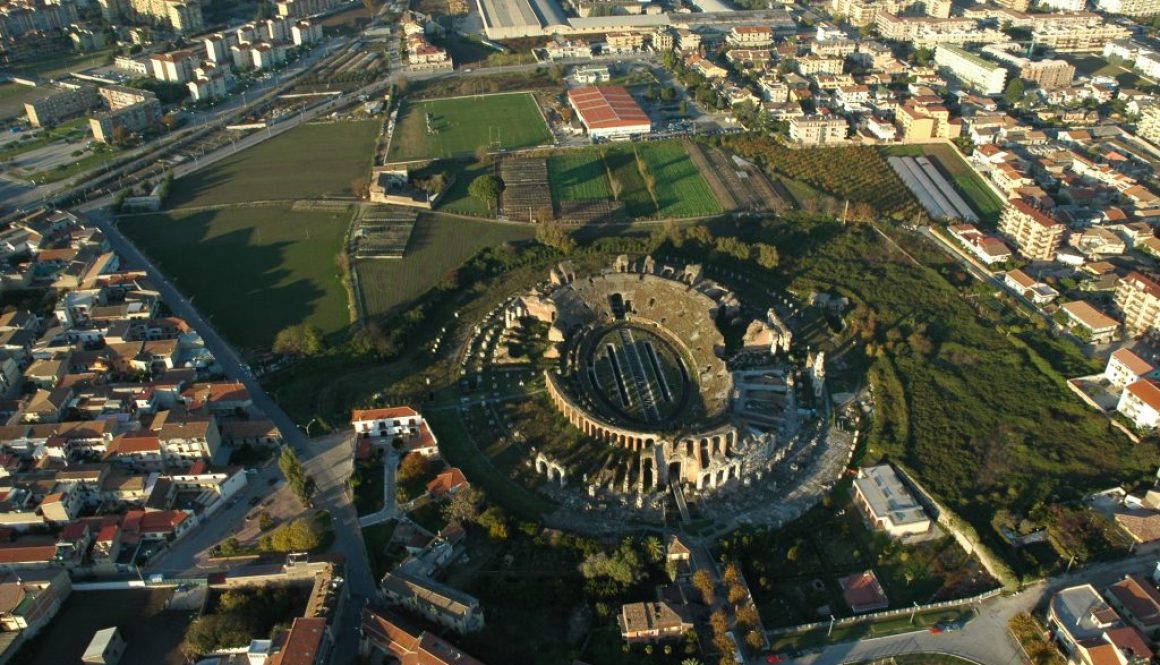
left=358, top=450, right=398, bottom=528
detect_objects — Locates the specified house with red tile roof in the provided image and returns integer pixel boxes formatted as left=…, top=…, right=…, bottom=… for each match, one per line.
left=268, top=617, right=331, bottom=665
left=1117, top=378, right=1160, bottom=430
left=426, top=468, right=467, bottom=498
left=360, top=607, right=486, bottom=665
left=839, top=570, right=889, bottom=613
left=1105, top=575, right=1160, bottom=640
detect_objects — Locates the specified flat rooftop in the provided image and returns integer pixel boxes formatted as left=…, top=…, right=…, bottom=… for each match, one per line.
left=853, top=464, right=928, bottom=527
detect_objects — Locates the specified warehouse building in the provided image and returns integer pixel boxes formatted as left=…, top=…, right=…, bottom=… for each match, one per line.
left=567, top=86, right=652, bottom=141
left=476, top=0, right=568, bottom=38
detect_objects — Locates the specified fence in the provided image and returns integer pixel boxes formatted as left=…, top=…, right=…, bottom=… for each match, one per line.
left=768, top=587, right=1003, bottom=636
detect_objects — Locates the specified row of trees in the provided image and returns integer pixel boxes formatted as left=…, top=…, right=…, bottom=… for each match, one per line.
left=278, top=446, right=316, bottom=506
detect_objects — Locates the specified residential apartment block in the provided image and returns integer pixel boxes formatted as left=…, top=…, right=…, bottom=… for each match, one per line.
left=1115, top=272, right=1160, bottom=338
left=89, top=96, right=161, bottom=144
left=1139, top=105, right=1160, bottom=147
left=788, top=116, right=848, bottom=144
left=935, top=45, right=1007, bottom=95
left=24, top=86, right=99, bottom=128
left=998, top=200, right=1066, bottom=260
left=1096, top=0, right=1160, bottom=16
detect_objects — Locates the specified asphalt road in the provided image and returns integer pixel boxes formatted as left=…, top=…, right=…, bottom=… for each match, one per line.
left=83, top=204, right=377, bottom=664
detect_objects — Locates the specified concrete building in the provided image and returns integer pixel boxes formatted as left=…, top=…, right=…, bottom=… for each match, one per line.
left=1096, top=0, right=1160, bottom=15
left=851, top=464, right=932, bottom=538
left=998, top=200, right=1066, bottom=260
left=1139, top=105, right=1160, bottom=147
left=25, top=86, right=99, bottom=128
left=1119, top=379, right=1160, bottom=429
left=895, top=102, right=960, bottom=140
left=476, top=0, right=568, bottom=39
left=98, top=85, right=154, bottom=111
left=89, top=97, right=162, bottom=144
left=1031, top=22, right=1130, bottom=52
left=291, top=19, right=323, bottom=46
left=1049, top=584, right=1154, bottom=665
left=935, top=45, right=1007, bottom=95
left=82, top=627, right=126, bottom=665
left=567, top=86, right=651, bottom=140
left=1115, top=272, right=1160, bottom=338
left=1020, top=58, right=1076, bottom=89
left=149, top=49, right=199, bottom=83
left=381, top=567, right=485, bottom=634
left=1061, top=301, right=1119, bottom=342
left=187, top=65, right=231, bottom=102
left=788, top=116, right=848, bottom=144
left=1104, top=348, right=1156, bottom=390
left=118, top=0, right=203, bottom=32
left=727, top=25, right=774, bottom=47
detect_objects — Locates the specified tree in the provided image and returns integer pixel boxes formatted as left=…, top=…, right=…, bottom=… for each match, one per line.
left=609, top=175, right=622, bottom=201
left=468, top=174, right=504, bottom=211
left=1004, top=77, right=1025, bottom=106
left=744, top=630, right=765, bottom=650
left=279, top=447, right=315, bottom=506
left=443, top=485, right=483, bottom=525
left=642, top=535, right=664, bottom=563
left=536, top=221, right=576, bottom=253
left=272, top=323, right=324, bottom=357
left=478, top=505, right=509, bottom=539
left=723, top=562, right=741, bottom=586
left=709, top=609, right=728, bottom=635
left=756, top=243, right=780, bottom=269
left=474, top=144, right=491, bottom=164
left=184, top=615, right=253, bottom=655
left=728, top=583, right=748, bottom=604
left=398, top=452, right=431, bottom=480
left=692, top=569, right=715, bottom=604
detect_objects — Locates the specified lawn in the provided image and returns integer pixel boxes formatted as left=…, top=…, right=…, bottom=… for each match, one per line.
left=118, top=205, right=353, bottom=349
left=1065, top=55, right=1155, bottom=91
left=357, top=214, right=534, bottom=318
left=546, top=142, right=720, bottom=219
left=168, top=120, right=380, bottom=208
left=9, top=48, right=115, bottom=79
left=354, top=459, right=385, bottom=516
left=638, top=140, right=722, bottom=218
left=0, top=82, right=53, bottom=121
left=882, top=144, right=1005, bottom=225
left=548, top=151, right=611, bottom=202
left=386, top=92, right=551, bottom=162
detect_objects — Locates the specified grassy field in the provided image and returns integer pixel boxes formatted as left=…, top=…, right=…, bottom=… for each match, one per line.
left=638, top=140, right=722, bottom=218
left=1066, top=55, right=1155, bottom=91
left=169, top=120, right=380, bottom=208
left=0, top=82, right=53, bottom=121
left=548, top=151, right=610, bottom=201
left=386, top=93, right=551, bottom=162
left=883, top=143, right=1005, bottom=225
left=357, top=214, right=534, bottom=317
left=546, top=142, right=720, bottom=218
left=9, top=48, right=115, bottom=79
left=119, top=205, right=353, bottom=349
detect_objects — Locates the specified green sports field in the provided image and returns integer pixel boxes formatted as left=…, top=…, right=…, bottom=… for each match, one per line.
left=168, top=120, right=380, bottom=208
left=357, top=214, right=535, bottom=317
left=548, top=151, right=611, bottom=201
left=119, top=205, right=353, bottom=349
left=386, top=93, right=552, bottom=162
left=547, top=141, right=721, bottom=219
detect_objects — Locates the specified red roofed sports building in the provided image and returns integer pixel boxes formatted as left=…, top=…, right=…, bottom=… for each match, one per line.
left=567, top=86, right=651, bottom=141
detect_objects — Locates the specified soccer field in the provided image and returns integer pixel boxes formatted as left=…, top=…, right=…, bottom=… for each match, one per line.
left=119, top=205, right=353, bottom=349
left=168, top=120, right=380, bottom=208
left=386, top=93, right=552, bottom=162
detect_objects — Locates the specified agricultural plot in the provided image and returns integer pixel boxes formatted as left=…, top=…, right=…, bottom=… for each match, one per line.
left=386, top=93, right=551, bottom=162
left=355, top=206, right=418, bottom=258
left=357, top=214, right=534, bottom=317
left=119, top=205, right=353, bottom=348
left=546, top=142, right=721, bottom=220
left=883, top=143, right=1004, bottom=224
left=168, top=120, right=380, bottom=208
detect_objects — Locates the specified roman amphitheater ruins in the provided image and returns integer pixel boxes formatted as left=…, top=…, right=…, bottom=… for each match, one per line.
left=481, top=255, right=826, bottom=509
